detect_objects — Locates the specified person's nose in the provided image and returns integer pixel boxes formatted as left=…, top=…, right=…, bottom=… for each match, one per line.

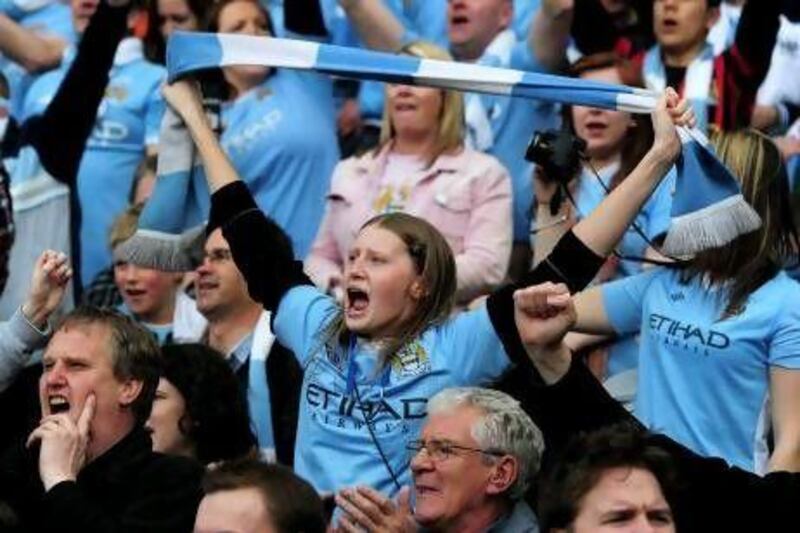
left=410, top=446, right=435, bottom=474
left=44, top=361, right=67, bottom=387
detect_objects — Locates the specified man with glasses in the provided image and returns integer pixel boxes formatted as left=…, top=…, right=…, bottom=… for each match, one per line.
left=334, top=386, right=543, bottom=532
left=195, top=228, right=302, bottom=465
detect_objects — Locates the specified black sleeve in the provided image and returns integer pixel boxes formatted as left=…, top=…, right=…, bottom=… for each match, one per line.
left=284, top=0, right=327, bottom=37
left=209, top=181, right=312, bottom=311
left=731, top=0, right=781, bottom=81
left=649, top=433, right=800, bottom=532
left=485, top=230, right=604, bottom=366
left=19, top=1, right=129, bottom=186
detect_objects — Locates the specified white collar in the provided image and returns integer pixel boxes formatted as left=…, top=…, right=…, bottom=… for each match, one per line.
left=478, top=28, right=517, bottom=67
left=113, top=37, right=144, bottom=67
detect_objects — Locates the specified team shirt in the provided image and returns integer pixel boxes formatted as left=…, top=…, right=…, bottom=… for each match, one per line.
left=275, top=285, right=511, bottom=496
left=19, top=37, right=165, bottom=285
left=602, top=267, right=800, bottom=473
left=220, top=69, right=338, bottom=259
left=574, top=163, right=674, bottom=278
left=572, top=162, right=674, bottom=377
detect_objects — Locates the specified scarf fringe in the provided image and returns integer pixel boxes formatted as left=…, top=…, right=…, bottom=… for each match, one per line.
left=662, top=194, right=761, bottom=256
left=115, top=226, right=205, bottom=272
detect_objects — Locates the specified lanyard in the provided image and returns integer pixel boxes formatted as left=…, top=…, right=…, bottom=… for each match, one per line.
left=345, top=335, right=391, bottom=397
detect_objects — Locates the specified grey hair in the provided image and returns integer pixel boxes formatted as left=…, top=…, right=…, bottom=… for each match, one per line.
left=427, top=387, right=544, bottom=500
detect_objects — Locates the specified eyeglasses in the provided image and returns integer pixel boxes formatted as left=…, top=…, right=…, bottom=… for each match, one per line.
left=406, top=439, right=505, bottom=462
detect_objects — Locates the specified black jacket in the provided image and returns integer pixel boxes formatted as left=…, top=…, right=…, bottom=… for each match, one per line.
left=522, top=358, right=800, bottom=532
left=0, top=426, right=203, bottom=532
left=234, top=340, right=302, bottom=467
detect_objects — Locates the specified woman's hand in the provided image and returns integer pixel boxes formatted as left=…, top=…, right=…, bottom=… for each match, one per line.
left=162, top=79, right=206, bottom=126
left=650, top=88, right=696, bottom=164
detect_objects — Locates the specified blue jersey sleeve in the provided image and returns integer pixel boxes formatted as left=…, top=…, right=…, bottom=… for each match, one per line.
left=768, top=282, right=800, bottom=369
left=601, top=268, right=662, bottom=335
left=273, top=285, right=340, bottom=367
left=439, top=305, right=511, bottom=385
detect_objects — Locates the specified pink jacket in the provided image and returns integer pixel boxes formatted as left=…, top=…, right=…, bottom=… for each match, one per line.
left=305, top=145, right=513, bottom=304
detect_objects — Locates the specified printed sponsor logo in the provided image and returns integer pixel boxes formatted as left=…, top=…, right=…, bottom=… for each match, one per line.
left=648, top=313, right=730, bottom=356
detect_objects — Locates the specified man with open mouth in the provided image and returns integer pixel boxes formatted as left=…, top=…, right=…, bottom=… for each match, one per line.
left=0, top=307, right=203, bottom=531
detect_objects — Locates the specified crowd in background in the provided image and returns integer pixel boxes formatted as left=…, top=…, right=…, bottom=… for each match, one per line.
left=0, top=0, right=798, bottom=531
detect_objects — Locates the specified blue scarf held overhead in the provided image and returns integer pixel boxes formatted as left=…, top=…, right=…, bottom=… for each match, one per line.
left=117, top=32, right=761, bottom=270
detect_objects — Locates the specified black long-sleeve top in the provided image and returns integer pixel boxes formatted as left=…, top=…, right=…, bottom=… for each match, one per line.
left=0, top=426, right=203, bottom=532
left=526, top=357, right=800, bottom=532
left=208, top=180, right=603, bottom=366
left=0, top=1, right=130, bottom=292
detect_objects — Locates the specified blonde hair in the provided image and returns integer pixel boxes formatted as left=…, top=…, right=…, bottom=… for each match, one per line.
left=683, top=129, right=799, bottom=316
left=376, top=41, right=465, bottom=167
left=109, top=204, right=144, bottom=251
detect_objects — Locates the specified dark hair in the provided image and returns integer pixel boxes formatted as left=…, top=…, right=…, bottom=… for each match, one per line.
left=202, top=0, right=274, bottom=34
left=538, top=423, right=679, bottom=530
left=57, top=306, right=162, bottom=424
left=566, top=52, right=654, bottom=190
left=143, top=0, right=215, bottom=64
left=202, top=458, right=325, bottom=533
left=160, top=344, right=256, bottom=464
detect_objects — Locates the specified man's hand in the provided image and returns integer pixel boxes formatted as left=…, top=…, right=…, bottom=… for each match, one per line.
left=514, top=283, right=575, bottom=384
left=27, top=394, right=95, bottom=491
left=22, top=250, right=71, bottom=329
left=334, top=486, right=416, bottom=533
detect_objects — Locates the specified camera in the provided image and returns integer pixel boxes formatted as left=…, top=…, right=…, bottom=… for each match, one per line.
left=525, top=129, right=587, bottom=184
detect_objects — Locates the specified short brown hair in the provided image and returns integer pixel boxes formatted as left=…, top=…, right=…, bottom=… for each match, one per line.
left=202, top=458, right=325, bottom=533
left=538, top=423, right=679, bottom=530
left=57, top=306, right=162, bottom=424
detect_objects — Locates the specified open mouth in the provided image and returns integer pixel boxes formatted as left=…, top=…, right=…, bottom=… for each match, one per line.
left=584, top=120, right=608, bottom=133
left=346, top=288, right=370, bottom=317
left=124, top=288, right=146, bottom=298
left=661, top=17, right=678, bottom=29
left=48, top=395, right=70, bottom=414
left=197, top=280, right=219, bottom=292
left=450, top=15, right=469, bottom=28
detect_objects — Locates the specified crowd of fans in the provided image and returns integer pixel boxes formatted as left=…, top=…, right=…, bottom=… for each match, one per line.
left=0, top=0, right=798, bottom=531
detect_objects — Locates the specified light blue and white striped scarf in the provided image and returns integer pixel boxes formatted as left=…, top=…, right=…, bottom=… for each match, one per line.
left=117, top=32, right=760, bottom=269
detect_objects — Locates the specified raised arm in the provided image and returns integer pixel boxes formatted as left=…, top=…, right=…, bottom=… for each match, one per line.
left=0, top=250, right=71, bottom=393
left=529, top=0, right=574, bottom=72
left=338, top=0, right=406, bottom=51
left=570, top=89, right=690, bottom=257
left=0, top=14, right=65, bottom=73
left=487, top=90, right=692, bottom=363
left=513, top=282, right=800, bottom=532
left=162, top=80, right=312, bottom=311
left=20, top=0, right=130, bottom=186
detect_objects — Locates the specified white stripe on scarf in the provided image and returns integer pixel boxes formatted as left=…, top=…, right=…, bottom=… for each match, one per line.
left=464, top=29, right=517, bottom=151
